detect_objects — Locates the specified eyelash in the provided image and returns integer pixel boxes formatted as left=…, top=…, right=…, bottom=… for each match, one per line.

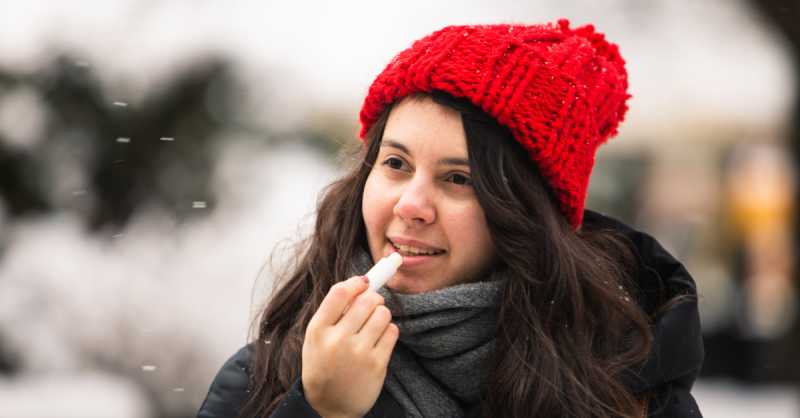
left=382, top=157, right=472, bottom=186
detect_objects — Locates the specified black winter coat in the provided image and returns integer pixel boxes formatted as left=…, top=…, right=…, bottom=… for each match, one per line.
left=197, top=211, right=705, bottom=417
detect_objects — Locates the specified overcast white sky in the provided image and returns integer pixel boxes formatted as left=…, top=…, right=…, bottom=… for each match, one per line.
left=0, top=0, right=794, bottom=136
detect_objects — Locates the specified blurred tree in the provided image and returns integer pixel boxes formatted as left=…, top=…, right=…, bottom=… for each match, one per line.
left=0, top=332, right=18, bottom=375
left=0, top=70, right=54, bottom=216
left=89, top=59, right=237, bottom=229
left=0, top=56, right=243, bottom=231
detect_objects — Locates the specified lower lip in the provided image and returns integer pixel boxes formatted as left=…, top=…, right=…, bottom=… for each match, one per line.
left=388, top=242, right=444, bottom=268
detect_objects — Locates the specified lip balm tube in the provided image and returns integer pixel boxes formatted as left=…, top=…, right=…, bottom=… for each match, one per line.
left=365, top=253, right=403, bottom=293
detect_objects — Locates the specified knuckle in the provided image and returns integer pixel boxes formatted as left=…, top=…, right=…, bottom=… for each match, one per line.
left=368, top=293, right=385, bottom=306
left=369, top=354, right=386, bottom=370
left=376, top=304, right=391, bottom=316
left=322, top=332, right=343, bottom=350
left=354, top=295, right=375, bottom=309
left=352, top=344, right=367, bottom=358
left=329, top=284, right=349, bottom=299
left=373, top=306, right=392, bottom=322
left=306, top=319, right=323, bottom=335
left=366, top=355, right=378, bottom=369
left=386, top=323, right=400, bottom=338
left=306, top=317, right=318, bottom=331
left=305, top=325, right=319, bottom=341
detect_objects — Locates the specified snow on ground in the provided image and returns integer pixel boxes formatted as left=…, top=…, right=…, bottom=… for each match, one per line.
left=0, top=373, right=153, bottom=418
left=693, top=379, right=800, bottom=418
left=0, top=140, right=338, bottom=415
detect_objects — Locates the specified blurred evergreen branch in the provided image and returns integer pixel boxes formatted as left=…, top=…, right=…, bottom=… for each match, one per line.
left=0, top=56, right=243, bottom=230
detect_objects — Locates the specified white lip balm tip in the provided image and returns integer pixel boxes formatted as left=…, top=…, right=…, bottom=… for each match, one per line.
left=365, top=254, right=404, bottom=293
left=388, top=252, right=403, bottom=268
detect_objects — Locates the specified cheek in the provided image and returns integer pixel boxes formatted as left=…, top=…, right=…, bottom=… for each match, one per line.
left=443, top=203, right=495, bottom=259
left=362, top=173, right=395, bottom=241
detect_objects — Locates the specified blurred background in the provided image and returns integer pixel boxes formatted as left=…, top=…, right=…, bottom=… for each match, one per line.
left=0, top=0, right=799, bottom=416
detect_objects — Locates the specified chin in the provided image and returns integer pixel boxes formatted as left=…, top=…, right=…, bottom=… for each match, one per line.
left=385, top=276, right=434, bottom=295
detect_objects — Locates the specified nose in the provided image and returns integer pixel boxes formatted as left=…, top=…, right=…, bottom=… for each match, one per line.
left=393, top=176, right=436, bottom=224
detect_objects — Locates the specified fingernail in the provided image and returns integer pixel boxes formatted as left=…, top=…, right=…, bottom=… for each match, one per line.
left=360, top=275, right=369, bottom=284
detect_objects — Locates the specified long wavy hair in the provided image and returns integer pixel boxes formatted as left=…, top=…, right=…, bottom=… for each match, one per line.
left=243, top=91, right=655, bottom=418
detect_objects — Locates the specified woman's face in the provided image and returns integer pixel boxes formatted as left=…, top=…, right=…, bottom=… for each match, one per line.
left=362, top=96, right=498, bottom=294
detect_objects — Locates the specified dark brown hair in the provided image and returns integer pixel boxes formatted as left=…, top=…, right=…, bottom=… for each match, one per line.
left=243, top=91, right=653, bottom=418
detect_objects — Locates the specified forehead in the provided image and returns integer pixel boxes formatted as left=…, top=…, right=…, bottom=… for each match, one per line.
left=381, top=96, right=467, bottom=157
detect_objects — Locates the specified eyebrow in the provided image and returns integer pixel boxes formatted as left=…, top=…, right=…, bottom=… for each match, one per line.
left=439, top=157, right=470, bottom=167
left=381, top=139, right=410, bottom=155
left=381, top=138, right=471, bottom=168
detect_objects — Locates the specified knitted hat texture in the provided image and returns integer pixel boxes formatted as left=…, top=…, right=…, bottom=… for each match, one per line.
left=359, top=20, right=630, bottom=228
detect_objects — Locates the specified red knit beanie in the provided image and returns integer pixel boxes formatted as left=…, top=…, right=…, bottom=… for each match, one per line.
left=359, top=20, right=630, bottom=229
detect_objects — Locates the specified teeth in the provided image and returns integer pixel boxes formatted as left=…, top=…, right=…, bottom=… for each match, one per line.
left=392, top=242, right=443, bottom=255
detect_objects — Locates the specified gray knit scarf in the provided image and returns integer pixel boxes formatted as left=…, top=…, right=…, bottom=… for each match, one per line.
left=351, top=251, right=507, bottom=418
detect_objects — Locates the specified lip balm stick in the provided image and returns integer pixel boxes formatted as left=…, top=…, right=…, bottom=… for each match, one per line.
left=365, top=253, right=403, bottom=293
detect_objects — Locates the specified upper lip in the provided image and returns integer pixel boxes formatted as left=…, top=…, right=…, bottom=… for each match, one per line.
left=388, top=237, right=445, bottom=252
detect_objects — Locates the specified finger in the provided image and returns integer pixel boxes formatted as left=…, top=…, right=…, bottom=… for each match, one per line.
left=311, top=276, right=369, bottom=327
left=357, top=305, right=394, bottom=345
left=374, top=322, right=399, bottom=356
left=337, top=291, right=386, bottom=334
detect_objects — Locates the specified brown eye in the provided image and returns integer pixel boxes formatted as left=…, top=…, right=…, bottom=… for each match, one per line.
left=385, top=157, right=406, bottom=170
left=450, top=174, right=472, bottom=185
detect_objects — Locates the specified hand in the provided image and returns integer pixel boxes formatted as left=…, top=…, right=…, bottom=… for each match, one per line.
left=302, top=276, right=399, bottom=418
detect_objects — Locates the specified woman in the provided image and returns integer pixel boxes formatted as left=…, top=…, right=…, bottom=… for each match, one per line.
left=198, top=21, right=703, bottom=418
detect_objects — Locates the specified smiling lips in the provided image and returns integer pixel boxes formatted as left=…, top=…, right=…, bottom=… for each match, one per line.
left=390, top=240, right=445, bottom=256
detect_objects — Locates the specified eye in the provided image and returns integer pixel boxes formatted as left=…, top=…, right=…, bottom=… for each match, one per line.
left=448, top=173, right=472, bottom=186
left=383, top=157, right=408, bottom=171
